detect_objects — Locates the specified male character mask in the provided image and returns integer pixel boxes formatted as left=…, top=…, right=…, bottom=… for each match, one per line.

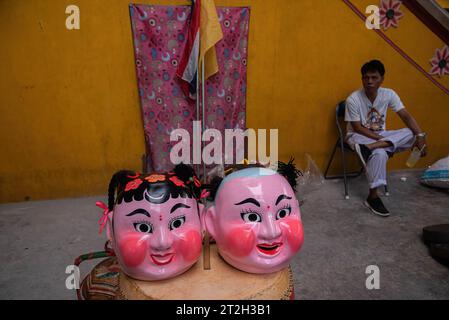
left=204, top=161, right=304, bottom=274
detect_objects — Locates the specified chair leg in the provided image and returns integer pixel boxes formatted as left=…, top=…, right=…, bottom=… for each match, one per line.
left=324, top=140, right=339, bottom=179
left=339, top=139, right=349, bottom=199
left=384, top=183, right=389, bottom=196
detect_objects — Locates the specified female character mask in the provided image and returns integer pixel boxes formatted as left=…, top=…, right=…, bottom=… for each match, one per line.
left=103, top=164, right=204, bottom=281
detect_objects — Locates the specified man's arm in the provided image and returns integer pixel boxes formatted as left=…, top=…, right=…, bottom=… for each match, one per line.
left=396, top=109, right=427, bottom=156
left=350, top=121, right=384, bottom=141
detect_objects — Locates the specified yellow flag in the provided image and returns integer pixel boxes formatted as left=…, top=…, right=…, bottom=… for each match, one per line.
left=199, top=0, right=223, bottom=80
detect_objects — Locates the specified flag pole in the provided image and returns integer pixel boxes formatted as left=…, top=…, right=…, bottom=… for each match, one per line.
left=201, top=59, right=206, bottom=183
left=201, top=57, right=211, bottom=271
left=195, top=50, right=200, bottom=178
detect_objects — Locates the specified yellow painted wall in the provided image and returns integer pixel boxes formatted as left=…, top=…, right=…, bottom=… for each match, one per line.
left=436, top=0, right=449, bottom=8
left=1, top=0, right=449, bottom=203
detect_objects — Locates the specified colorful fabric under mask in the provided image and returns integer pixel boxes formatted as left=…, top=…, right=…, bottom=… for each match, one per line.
left=205, top=163, right=304, bottom=274
left=103, top=164, right=205, bottom=281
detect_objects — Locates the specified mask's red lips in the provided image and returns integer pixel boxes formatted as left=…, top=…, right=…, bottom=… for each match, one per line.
left=256, top=242, right=283, bottom=255
left=150, top=253, right=174, bottom=265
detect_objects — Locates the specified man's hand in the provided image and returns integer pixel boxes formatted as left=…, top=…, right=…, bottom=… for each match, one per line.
left=414, top=137, right=427, bottom=157
left=397, top=109, right=427, bottom=157
left=351, top=122, right=384, bottom=141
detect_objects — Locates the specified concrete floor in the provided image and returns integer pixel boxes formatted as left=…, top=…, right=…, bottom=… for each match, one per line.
left=0, top=170, right=448, bottom=299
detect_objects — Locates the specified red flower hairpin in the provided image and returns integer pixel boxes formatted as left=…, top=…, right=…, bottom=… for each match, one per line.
left=199, top=189, right=210, bottom=200
left=169, top=176, right=186, bottom=188
left=145, top=174, right=166, bottom=183
left=192, top=176, right=201, bottom=187
left=125, top=178, right=143, bottom=191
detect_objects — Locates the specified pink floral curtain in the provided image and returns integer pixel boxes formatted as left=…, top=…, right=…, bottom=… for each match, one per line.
left=129, top=4, right=250, bottom=173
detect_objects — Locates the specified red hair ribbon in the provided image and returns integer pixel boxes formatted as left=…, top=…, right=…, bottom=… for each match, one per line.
left=96, top=201, right=110, bottom=235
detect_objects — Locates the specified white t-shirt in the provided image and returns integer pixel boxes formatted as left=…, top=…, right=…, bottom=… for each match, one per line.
left=345, top=87, right=405, bottom=133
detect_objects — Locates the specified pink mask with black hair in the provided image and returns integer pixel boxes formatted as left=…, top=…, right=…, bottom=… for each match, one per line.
left=104, top=166, right=204, bottom=281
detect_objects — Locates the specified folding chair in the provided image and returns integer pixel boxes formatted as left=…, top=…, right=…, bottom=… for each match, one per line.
left=324, top=101, right=389, bottom=199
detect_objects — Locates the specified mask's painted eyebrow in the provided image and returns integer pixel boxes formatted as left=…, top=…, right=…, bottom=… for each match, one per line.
left=234, top=198, right=260, bottom=207
left=275, top=194, right=292, bottom=206
left=170, top=203, right=191, bottom=214
left=126, top=209, right=151, bottom=217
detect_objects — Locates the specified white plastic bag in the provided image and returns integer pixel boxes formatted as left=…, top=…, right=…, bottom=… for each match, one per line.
left=421, top=155, right=449, bottom=189
left=297, top=153, right=325, bottom=196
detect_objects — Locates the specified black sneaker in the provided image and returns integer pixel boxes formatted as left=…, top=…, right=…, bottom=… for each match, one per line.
left=364, top=197, right=390, bottom=217
left=354, top=143, right=372, bottom=167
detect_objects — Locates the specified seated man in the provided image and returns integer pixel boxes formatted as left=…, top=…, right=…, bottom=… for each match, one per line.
left=345, top=59, right=427, bottom=217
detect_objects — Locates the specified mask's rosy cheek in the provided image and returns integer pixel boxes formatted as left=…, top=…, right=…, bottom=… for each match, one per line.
left=178, top=229, right=202, bottom=263
left=224, top=226, right=256, bottom=257
left=280, top=218, right=304, bottom=253
left=118, top=233, right=148, bottom=268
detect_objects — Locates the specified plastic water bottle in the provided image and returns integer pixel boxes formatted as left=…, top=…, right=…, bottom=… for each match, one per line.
left=406, top=145, right=425, bottom=168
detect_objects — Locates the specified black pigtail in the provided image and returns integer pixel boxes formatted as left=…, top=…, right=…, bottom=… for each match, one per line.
left=277, top=157, right=302, bottom=192
left=173, top=163, right=196, bottom=182
left=173, top=163, right=202, bottom=199
left=107, top=170, right=138, bottom=211
left=206, top=175, right=224, bottom=201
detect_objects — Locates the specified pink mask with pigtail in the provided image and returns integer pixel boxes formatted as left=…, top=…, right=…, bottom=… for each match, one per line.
left=100, top=164, right=206, bottom=281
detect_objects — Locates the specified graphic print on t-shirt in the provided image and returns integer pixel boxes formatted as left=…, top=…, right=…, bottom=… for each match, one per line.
left=365, top=107, right=385, bottom=131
